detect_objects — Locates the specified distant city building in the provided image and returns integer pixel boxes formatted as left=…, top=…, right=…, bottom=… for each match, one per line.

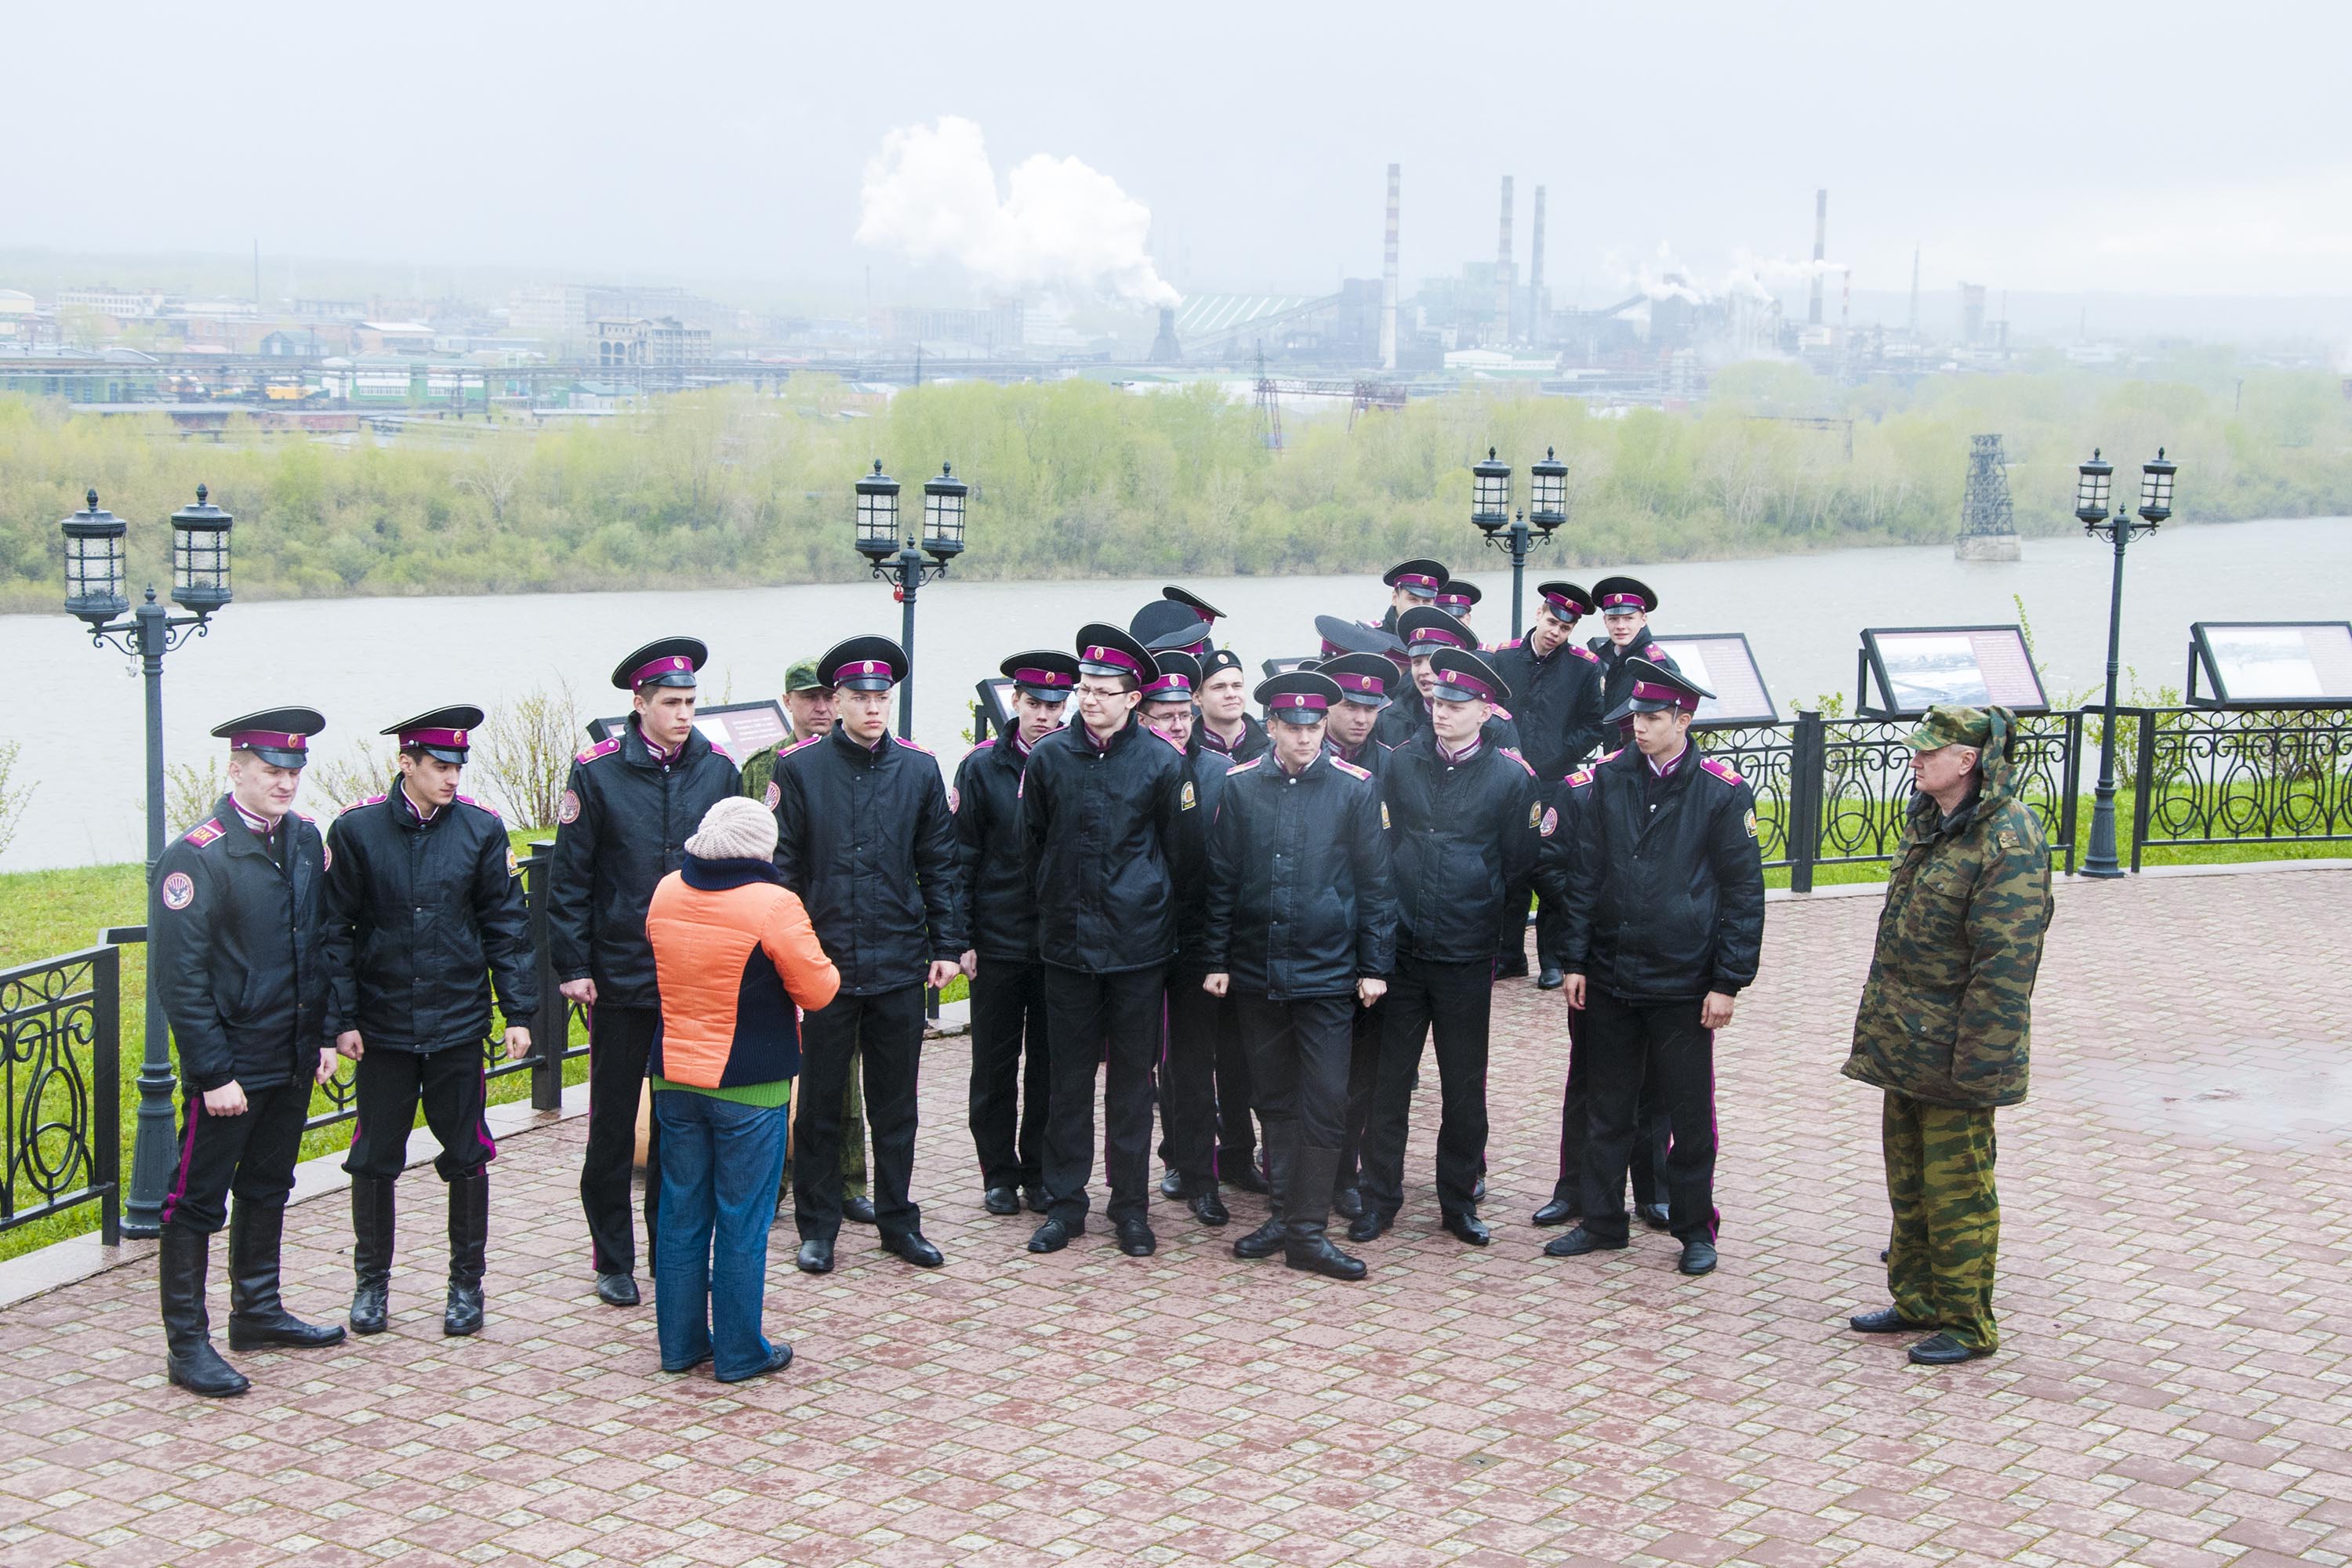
left=59, top=288, right=169, bottom=319
left=357, top=321, right=437, bottom=354
left=595, top=316, right=712, bottom=367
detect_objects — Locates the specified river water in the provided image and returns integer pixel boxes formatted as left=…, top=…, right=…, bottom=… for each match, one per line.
left=3, top=514, right=2345, bottom=877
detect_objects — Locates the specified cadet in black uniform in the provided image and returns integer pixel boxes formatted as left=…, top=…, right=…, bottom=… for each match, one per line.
left=1432, top=580, right=1482, bottom=626
left=1588, top=576, right=1677, bottom=717
left=1193, top=646, right=1269, bottom=765
left=1376, top=558, right=1448, bottom=634
left=1490, top=583, right=1609, bottom=989
left=1185, top=644, right=1268, bottom=1187
left=955, top=652, right=1077, bottom=1218
left=1022, top=624, right=1189, bottom=1258
left=1548, top=659, right=1765, bottom=1276
left=772, top=636, right=962, bottom=1275
left=1354, top=650, right=1549, bottom=1247
left=1381, top=608, right=1524, bottom=753
left=1313, top=652, right=1398, bottom=1223
left=151, top=709, right=347, bottom=1397
left=324, top=707, right=535, bottom=1339
left=549, top=637, right=742, bottom=1306
left=1203, top=671, right=1395, bottom=1280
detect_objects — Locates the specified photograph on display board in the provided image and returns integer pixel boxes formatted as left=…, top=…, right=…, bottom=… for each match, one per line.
left=588, top=699, right=789, bottom=753
left=1863, top=626, right=2047, bottom=716
left=1650, top=633, right=1777, bottom=727
left=975, top=677, right=1019, bottom=733
left=2194, top=622, right=2352, bottom=702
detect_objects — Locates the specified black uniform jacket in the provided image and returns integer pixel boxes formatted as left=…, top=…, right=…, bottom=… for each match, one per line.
left=952, top=733, right=1038, bottom=964
left=1383, top=735, right=1555, bottom=965
left=1021, top=714, right=1188, bottom=975
left=1168, top=734, right=1240, bottom=977
left=1590, top=628, right=1681, bottom=717
left=1491, top=634, right=1609, bottom=780
left=1202, top=750, right=1396, bottom=1000
left=152, top=794, right=330, bottom=1093
left=772, top=724, right=961, bottom=996
left=548, top=718, right=742, bottom=1009
left=322, top=788, right=535, bottom=1053
left=1374, top=681, right=1523, bottom=753
left=1556, top=746, right=1766, bottom=1003
left=1324, top=734, right=1390, bottom=784
left=1194, top=713, right=1269, bottom=765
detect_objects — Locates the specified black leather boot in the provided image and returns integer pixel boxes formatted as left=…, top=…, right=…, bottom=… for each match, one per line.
left=1283, top=1145, right=1367, bottom=1280
left=160, top=1225, right=249, bottom=1397
left=224, top=1202, right=347, bottom=1352
left=348, top=1177, right=394, bottom=1335
left=1230, top=1118, right=1294, bottom=1260
left=443, top=1168, right=488, bottom=1337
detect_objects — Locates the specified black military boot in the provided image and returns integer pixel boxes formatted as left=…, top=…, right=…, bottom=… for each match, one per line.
left=160, top=1225, right=249, bottom=1398
left=224, top=1202, right=347, bottom=1352
left=1283, top=1145, right=1367, bottom=1281
left=443, top=1167, right=489, bottom=1337
left=1230, top=1120, right=1294, bottom=1260
left=348, top=1177, right=395, bottom=1335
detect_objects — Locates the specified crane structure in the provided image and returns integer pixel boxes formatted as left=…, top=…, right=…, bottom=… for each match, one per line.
left=1253, top=343, right=1406, bottom=453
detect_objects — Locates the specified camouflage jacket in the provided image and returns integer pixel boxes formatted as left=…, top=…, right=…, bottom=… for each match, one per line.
left=738, top=732, right=794, bottom=811
left=1842, top=714, right=2053, bottom=1109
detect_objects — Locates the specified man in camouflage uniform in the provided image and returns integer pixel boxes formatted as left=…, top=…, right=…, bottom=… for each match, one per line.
left=1842, top=704, right=2053, bottom=1365
left=740, top=658, right=874, bottom=1226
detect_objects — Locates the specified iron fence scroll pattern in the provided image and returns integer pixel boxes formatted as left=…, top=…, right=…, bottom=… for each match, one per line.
left=0, top=946, right=120, bottom=1243
left=2132, top=708, right=2352, bottom=869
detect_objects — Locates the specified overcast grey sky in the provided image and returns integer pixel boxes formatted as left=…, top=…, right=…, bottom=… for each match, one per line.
left=12, top=0, right=2347, bottom=303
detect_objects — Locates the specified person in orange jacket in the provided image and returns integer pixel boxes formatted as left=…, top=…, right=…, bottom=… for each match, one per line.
left=644, top=797, right=838, bottom=1383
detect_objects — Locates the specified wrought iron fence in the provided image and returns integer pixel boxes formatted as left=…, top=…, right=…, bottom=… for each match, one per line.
left=2128, top=706, right=2352, bottom=871
left=1, top=946, right=120, bottom=1243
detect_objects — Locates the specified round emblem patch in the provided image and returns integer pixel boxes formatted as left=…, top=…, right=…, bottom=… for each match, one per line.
left=1539, top=807, right=1559, bottom=839
left=557, top=789, right=582, bottom=825
left=320, top=840, right=332, bottom=872
left=162, top=871, right=194, bottom=911
left=946, top=785, right=961, bottom=814
left=764, top=781, right=781, bottom=810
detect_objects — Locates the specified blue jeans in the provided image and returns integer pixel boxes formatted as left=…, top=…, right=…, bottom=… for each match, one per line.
left=653, top=1090, right=790, bottom=1379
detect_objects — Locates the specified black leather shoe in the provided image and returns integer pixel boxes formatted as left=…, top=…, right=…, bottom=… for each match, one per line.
left=1531, top=1197, right=1579, bottom=1227
left=794, top=1239, right=834, bottom=1275
left=348, top=1176, right=394, bottom=1335
left=1543, top=1226, right=1626, bottom=1258
left=1231, top=1218, right=1285, bottom=1259
left=884, top=1231, right=944, bottom=1268
left=1678, top=1239, right=1718, bottom=1276
left=1116, top=1220, right=1156, bottom=1258
left=1879, top=1247, right=1889, bottom=1261
left=1471, top=1176, right=1488, bottom=1204
left=223, top=1205, right=347, bottom=1351
left=1908, top=1332, right=1992, bottom=1366
left=1636, top=1202, right=1672, bottom=1232
left=841, top=1194, right=877, bottom=1225
left=1022, top=1186, right=1048, bottom=1214
left=1188, top=1190, right=1229, bottom=1228
left=1223, top=1162, right=1269, bottom=1196
left=1334, top=1185, right=1363, bottom=1221
left=1443, top=1212, right=1492, bottom=1247
left=1494, top=954, right=1530, bottom=979
left=1346, top=1209, right=1390, bottom=1244
left=595, top=1272, right=641, bottom=1306
left=1027, top=1218, right=1076, bottom=1254
left=159, top=1226, right=249, bottom=1398
left=1159, top=1169, right=1186, bottom=1201
left=1537, top=967, right=1564, bottom=990
left=1285, top=1236, right=1367, bottom=1281
left=1850, top=1306, right=1934, bottom=1334
left=982, top=1186, right=1021, bottom=1216
left=717, top=1343, right=796, bottom=1384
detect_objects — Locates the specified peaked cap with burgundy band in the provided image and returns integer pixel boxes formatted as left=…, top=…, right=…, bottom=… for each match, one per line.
left=214, top=706, right=326, bottom=769
left=1397, top=605, right=1476, bottom=659
left=1616, top=655, right=1711, bottom=715
left=1000, top=648, right=1079, bottom=704
left=610, top=636, right=707, bottom=692
left=1432, top=579, right=1483, bottom=616
left=1317, top=652, right=1396, bottom=710
left=1142, top=648, right=1201, bottom=706
left=1382, top=558, right=1448, bottom=599
left=383, top=704, right=484, bottom=764
left=1535, top=580, right=1595, bottom=621
left=818, top=634, right=909, bottom=693
left=1073, top=622, right=1159, bottom=686
left=1591, top=575, right=1659, bottom=617
left=1426, top=648, right=1506, bottom=706
left=1254, top=670, right=1343, bottom=726
left=1130, top=599, right=1211, bottom=654
left=1163, top=585, right=1226, bottom=625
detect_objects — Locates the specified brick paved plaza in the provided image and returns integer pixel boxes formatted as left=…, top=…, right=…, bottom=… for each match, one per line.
left=3, top=866, right=2347, bottom=1568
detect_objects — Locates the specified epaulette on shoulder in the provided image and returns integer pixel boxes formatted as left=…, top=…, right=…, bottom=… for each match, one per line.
left=1564, top=768, right=1597, bottom=789
left=1571, top=644, right=1601, bottom=662
left=1497, top=747, right=1537, bottom=777
left=1152, top=727, right=1185, bottom=750
left=1597, top=747, right=1622, bottom=766
left=1700, top=757, right=1745, bottom=787
left=1228, top=757, right=1263, bottom=774
left=1490, top=702, right=1514, bottom=720
left=339, top=793, right=388, bottom=814
left=454, top=793, right=502, bottom=818
left=966, top=735, right=998, bottom=755
left=706, top=738, right=733, bottom=760
left=895, top=735, right=935, bottom=756
left=1328, top=757, right=1371, bottom=781
left=575, top=737, right=621, bottom=765
left=185, top=818, right=226, bottom=847
left=782, top=733, right=826, bottom=757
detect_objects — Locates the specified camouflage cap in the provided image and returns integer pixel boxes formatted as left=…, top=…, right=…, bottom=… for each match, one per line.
left=783, top=658, right=829, bottom=694
left=1906, top=704, right=1992, bottom=751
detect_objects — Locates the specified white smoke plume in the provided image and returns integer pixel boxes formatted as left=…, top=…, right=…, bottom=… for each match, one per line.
left=855, top=117, right=1179, bottom=307
left=1609, top=241, right=1848, bottom=306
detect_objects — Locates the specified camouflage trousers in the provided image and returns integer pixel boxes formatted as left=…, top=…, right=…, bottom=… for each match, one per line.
left=780, top=1053, right=869, bottom=1202
left=1882, top=1091, right=2000, bottom=1352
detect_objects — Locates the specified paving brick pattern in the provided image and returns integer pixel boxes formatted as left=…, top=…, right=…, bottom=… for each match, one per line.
left=3, top=869, right=2348, bottom=1567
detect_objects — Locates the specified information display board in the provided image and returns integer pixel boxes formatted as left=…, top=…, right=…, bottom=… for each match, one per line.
left=1261, top=656, right=1317, bottom=680
left=1647, top=633, right=1777, bottom=728
left=973, top=677, right=1019, bottom=739
left=1858, top=626, right=2048, bottom=717
left=588, top=699, right=791, bottom=757
left=2188, top=621, right=2352, bottom=707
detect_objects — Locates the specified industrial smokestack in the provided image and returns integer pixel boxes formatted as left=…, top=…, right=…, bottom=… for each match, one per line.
left=1907, top=243, right=1921, bottom=337
left=1808, top=187, right=1827, bottom=326
left=1381, top=163, right=1399, bottom=371
left=1528, top=184, right=1548, bottom=347
left=1496, top=176, right=1515, bottom=344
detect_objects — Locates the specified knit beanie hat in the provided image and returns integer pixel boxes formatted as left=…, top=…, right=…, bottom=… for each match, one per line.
left=684, top=797, right=778, bottom=861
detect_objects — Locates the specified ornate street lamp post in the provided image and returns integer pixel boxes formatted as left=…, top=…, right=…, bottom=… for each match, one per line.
left=60, top=485, right=234, bottom=1235
left=852, top=459, right=967, bottom=739
left=1470, top=446, right=1568, bottom=640
left=2077, top=447, right=2175, bottom=878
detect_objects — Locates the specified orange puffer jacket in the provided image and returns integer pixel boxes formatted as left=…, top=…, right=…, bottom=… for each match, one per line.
left=646, top=855, right=840, bottom=1087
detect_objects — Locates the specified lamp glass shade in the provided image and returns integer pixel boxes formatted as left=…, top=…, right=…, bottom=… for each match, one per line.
left=2138, top=448, right=2176, bottom=522
left=2074, top=449, right=2114, bottom=523
left=1529, top=445, right=1569, bottom=530
left=855, top=459, right=901, bottom=558
left=169, top=485, right=233, bottom=613
left=62, top=489, right=129, bottom=624
left=1471, top=446, right=1512, bottom=532
left=921, top=462, right=968, bottom=557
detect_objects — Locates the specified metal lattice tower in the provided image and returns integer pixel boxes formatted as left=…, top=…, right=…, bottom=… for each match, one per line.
left=1955, top=433, right=2021, bottom=560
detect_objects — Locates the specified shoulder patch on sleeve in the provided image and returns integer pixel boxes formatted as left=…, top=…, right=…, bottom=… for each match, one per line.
left=340, top=793, right=388, bottom=814
left=185, top=818, right=226, bottom=848
left=557, top=789, right=582, bottom=825
left=161, top=869, right=196, bottom=909
left=1328, top=757, right=1371, bottom=781
left=1497, top=747, right=1537, bottom=777
left=1539, top=805, right=1559, bottom=837
left=763, top=781, right=781, bottom=810
left=1700, top=757, right=1745, bottom=787
left=575, top=737, right=621, bottom=765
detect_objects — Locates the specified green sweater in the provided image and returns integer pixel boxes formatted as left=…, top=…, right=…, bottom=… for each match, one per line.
left=650, top=1075, right=793, bottom=1109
